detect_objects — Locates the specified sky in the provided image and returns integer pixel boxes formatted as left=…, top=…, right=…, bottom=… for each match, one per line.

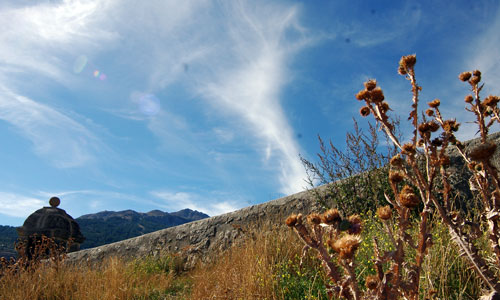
left=1, top=0, right=500, bottom=226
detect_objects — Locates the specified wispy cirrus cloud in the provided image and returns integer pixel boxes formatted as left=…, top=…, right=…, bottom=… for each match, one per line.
left=150, top=189, right=246, bottom=217
left=196, top=2, right=312, bottom=195
left=110, top=1, right=314, bottom=194
left=0, top=1, right=118, bottom=168
left=0, top=0, right=117, bottom=84
left=0, top=192, right=44, bottom=218
left=0, top=86, right=103, bottom=167
left=0, top=1, right=315, bottom=212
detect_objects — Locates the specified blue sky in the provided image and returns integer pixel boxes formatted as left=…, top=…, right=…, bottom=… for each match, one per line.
left=1, top=0, right=499, bottom=226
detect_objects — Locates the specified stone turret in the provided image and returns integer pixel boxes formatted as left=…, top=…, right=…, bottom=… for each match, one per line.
left=17, top=197, right=85, bottom=257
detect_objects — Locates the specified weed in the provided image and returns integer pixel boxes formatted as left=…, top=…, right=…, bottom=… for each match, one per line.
left=287, top=55, right=500, bottom=299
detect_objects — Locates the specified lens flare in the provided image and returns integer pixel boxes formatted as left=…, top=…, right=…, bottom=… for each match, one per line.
left=73, top=55, right=88, bottom=73
left=93, top=70, right=100, bottom=77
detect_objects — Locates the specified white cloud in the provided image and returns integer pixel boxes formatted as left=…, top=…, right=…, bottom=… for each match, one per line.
left=0, top=0, right=117, bottom=85
left=0, top=86, right=102, bottom=167
left=0, top=0, right=314, bottom=197
left=151, top=190, right=244, bottom=217
left=467, top=6, right=500, bottom=96
left=0, top=1, right=119, bottom=168
left=104, top=1, right=312, bottom=194
left=0, top=192, right=45, bottom=218
left=35, top=189, right=159, bottom=217
left=197, top=2, right=311, bottom=195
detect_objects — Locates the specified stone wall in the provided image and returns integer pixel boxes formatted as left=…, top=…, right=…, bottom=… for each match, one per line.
left=66, top=132, right=500, bottom=268
left=66, top=187, right=323, bottom=268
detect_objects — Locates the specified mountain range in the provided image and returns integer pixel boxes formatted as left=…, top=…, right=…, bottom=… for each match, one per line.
left=0, top=208, right=209, bottom=259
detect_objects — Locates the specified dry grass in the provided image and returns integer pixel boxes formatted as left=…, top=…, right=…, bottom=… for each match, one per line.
left=420, top=216, right=484, bottom=300
left=189, top=224, right=311, bottom=299
left=0, top=256, right=185, bottom=300
left=0, top=218, right=489, bottom=300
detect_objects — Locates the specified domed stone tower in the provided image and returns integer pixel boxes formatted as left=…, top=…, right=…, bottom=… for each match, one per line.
left=17, top=197, right=85, bottom=257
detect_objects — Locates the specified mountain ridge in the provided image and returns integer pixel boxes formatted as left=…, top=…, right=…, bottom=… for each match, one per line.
left=0, top=208, right=209, bottom=257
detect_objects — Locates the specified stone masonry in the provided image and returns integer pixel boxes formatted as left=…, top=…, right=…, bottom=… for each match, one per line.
left=66, top=188, right=322, bottom=268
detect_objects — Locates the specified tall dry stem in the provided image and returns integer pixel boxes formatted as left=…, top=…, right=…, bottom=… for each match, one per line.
left=288, top=54, right=500, bottom=299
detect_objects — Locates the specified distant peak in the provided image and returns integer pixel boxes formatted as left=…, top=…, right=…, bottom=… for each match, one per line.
left=146, top=210, right=166, bottom=217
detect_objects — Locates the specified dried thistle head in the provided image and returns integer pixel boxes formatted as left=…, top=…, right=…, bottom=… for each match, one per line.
left=285, top=214, right=298, bottom=227
left=398, top=65, right=407, bottom=75
left=418, top=122, right=430, bottom=134
left=285, top=213, right=303, bottom=227
left=321, top=208, right=341, bottom=225
left=465, top=95, right=474, bottom=103
left=425, top=108, right=434, bottom=117
left=442, top=120, right=460, bottom=133
left=431, top=138, right=443, bottom=147
left=483, top=95, right=500, bottom=108
left=348, top=214, right=362, bottom=235
left=398, top=54, right=417, bottom=75
left=402, top=143, right=416, bottom=155
left=470, top=74, right=481, bottom=85
left=377, top=205, right=392, bottom=221
left=428, top=121, right=440, bottom=132
left=364, top=79, right=377, bottom=91
left=459, top=71, right=472, bottom=82
left=399, top=185, right=420, bottom=208
left=389, top=170, right=405, bottom=184
left=469, top=142, right=497, bottom=161
left=390, top=154, right=404, bottom=168
left=365, top=275, right=379, bottom=290
left=370, top=87, right=385, bottom=103
left=360, top=106, right=371, bottom=117
left=418, top=121, right=439, bottom=135
left=356, top=90, right=370, bottom=101
left=330, top=235, right=362, bottom=260
left=379, top=102, right=390, bottom=113
left=307, top=213, right=322, bottom=225
left=428, top=99, right=440, bottom=108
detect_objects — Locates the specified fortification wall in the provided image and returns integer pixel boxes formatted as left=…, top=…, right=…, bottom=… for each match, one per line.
left=66, top=187, right=322, bottom=268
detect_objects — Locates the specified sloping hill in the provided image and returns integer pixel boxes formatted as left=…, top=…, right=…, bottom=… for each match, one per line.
left=0, top=225, right=17, bottom=259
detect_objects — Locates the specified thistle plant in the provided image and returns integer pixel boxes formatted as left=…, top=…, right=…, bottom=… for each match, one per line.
left=287, top=54, right=500, bottom=299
